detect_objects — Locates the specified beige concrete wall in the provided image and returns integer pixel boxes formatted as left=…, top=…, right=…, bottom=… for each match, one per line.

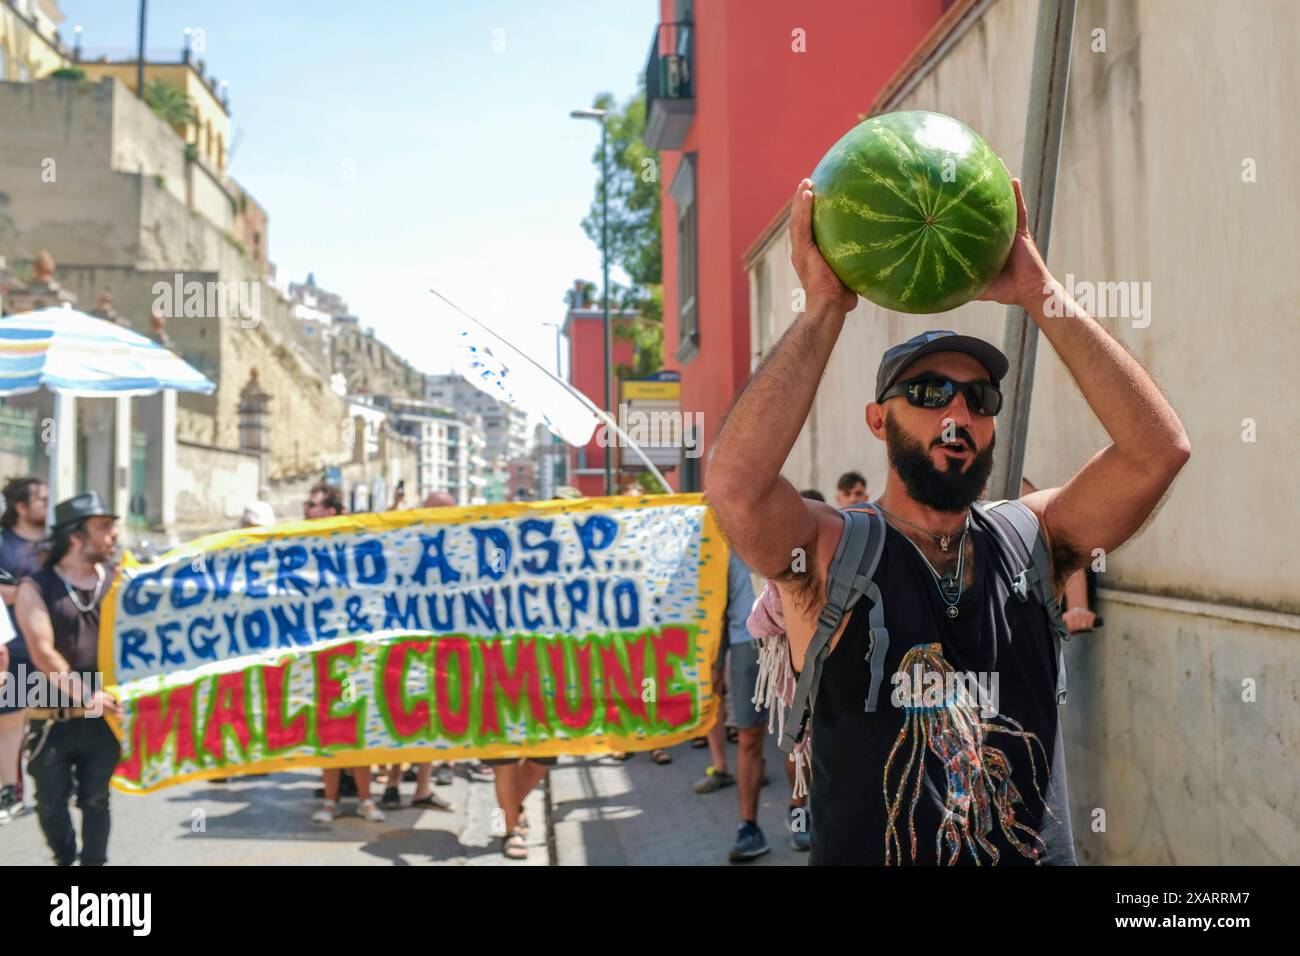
left=174, top=439, right=260, bottom=538
left=746, top=0, right=1300, bottom=863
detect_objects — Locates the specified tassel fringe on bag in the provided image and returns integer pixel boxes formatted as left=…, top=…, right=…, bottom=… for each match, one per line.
left=747, top=582, right=812, bottom=798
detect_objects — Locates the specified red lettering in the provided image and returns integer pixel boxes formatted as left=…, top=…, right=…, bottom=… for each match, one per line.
left=599, top=637, right=648, bottom=728
left=480, top=638, right=548, bottom=736
left=202, top=671, right=252, bottom=760
left=262, top=659, right=308, bottom=751
left=651, top=627, right=693, bottom=728
left=115, top=683, right=198, bottom=782
left=545, top=641, right=594, bottom=730
left=434, top=637, right=471, bottom=737
left=383, top=639, right=432, bottom=738
left=315, top=641, right=361, bottom=748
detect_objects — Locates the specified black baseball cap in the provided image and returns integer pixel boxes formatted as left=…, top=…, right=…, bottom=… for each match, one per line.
left=52, top=491, right=118, bottom=530
left=874, top=330, right=1009, bottom=404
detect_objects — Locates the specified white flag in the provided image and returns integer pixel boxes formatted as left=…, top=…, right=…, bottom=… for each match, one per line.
left=449, top=313, right=600, bottom=448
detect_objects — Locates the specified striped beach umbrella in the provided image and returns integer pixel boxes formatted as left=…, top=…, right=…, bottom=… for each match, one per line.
left=0, top=306, right=215, bottom=397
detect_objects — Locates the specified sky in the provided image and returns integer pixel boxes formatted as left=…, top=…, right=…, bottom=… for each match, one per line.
left=59, top=0, right=655, bottom=381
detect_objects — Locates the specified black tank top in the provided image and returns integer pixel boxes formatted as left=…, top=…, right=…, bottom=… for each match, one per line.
left=28, top=565, right=113, bottom=676
left=809, top=517, right=1076, bottom=865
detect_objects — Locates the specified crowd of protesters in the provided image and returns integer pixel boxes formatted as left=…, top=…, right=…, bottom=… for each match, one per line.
left=0, top=463, right=1101, bottom=866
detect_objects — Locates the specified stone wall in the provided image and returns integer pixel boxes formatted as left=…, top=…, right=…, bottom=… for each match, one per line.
left=0, top=76, right=350, bottom=477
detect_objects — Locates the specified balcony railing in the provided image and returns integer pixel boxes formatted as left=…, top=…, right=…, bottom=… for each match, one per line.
left=644, top=20, right=695, bottom=150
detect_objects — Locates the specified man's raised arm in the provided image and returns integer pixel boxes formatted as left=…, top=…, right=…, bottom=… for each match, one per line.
left=705, top=180, right=857, bottom=581
left=979, top=179, right=1192, bottom=585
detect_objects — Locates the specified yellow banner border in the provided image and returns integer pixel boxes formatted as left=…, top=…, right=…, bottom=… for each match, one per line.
left=103, top=493, right=729, bottom=792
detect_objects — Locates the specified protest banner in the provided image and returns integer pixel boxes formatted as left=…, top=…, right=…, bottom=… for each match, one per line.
left=103, top=494, right=727, bottom=792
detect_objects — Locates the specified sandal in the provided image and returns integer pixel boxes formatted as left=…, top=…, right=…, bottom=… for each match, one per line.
left=502, top=830, right=528, bottom=860
left=412, top=791, right=453, bottom=811
left=650, top=748, right=673, bottom=765
left=690, top=737, right=709, bottom=749
left=610, top=751, right=633, bottom=761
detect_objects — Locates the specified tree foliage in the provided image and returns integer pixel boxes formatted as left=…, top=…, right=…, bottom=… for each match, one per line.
left=144, top=79, right=198, bottom=130
left=577, top=89, right=663, bottom=379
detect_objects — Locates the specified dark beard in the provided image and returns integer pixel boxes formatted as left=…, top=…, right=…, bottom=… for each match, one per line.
left=884, top=414, right=995, bottom=513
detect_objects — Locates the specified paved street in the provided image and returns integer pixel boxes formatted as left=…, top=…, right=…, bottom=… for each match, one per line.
left=3, top=731, right=806, bottom=866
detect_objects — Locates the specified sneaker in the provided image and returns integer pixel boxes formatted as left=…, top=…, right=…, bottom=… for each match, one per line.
left=467, top=762, right=495, bottom=783
left=787, top=806, right=811, bottom=851
left=0, top=785, right=16, bottom=825
left=434, top=764, right=454, bottom=786
left=378, top=786, right=402, bottom=810
left=311, top=801, right=340, bottom=824
left=729, top=821, right=770, bottom=863
left=693, top=767, right=735, bottom=794
left=357, top=799, right=386, bottom=822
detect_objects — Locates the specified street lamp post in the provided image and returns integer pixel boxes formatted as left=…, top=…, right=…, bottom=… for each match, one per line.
left=570, top=107, right=613, bottom=495
left=541, top=320, right=570, bottom=492
left=135, top=0, right=147, bottom=99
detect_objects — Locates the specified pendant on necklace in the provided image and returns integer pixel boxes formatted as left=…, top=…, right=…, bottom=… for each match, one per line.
left=939, top=534, right=950, bottom=552
left=939, top=575, right=959, bottom=600
left=946, top=605, right=959, bottom=620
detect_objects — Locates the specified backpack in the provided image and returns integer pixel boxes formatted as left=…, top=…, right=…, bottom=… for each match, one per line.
left=777, top=499, right=1071, bottom=757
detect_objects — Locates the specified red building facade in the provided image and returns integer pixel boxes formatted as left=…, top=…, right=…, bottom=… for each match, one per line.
left=562, top=281, right=637, bottom=497
left=646, top=0, right=948, bottom=489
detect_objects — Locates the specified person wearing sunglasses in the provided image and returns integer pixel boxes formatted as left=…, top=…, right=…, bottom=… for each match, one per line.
left=705, top=175, right=1190, bottom=866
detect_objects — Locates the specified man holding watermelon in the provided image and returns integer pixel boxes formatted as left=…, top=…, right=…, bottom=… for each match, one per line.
left=706, top=153, right=1190, bottom=864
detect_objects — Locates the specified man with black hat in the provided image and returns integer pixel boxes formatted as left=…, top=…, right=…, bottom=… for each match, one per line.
left=706, top=177, right=1190, bottom=864
left=16, top=491, right=122, bottom=866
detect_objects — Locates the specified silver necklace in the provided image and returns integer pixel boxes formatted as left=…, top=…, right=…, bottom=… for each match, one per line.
left=886, top=514, right=971, bottom=619
left=874, top=503, right=968, bottom=552
left=57, top=564, right=106, bottom=614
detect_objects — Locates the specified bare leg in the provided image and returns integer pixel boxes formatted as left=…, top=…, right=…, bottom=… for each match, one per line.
left=493, top=762, right=521, bottom=834
left=706, top=716, right=728, bottom=774
left=515, top=760, right=549, bottom=807
left=0, top=711, right=23, bottom=788
left=353, top=766, right=371, bottom=802
left=322, top=768, right=340, bottom=803
left=737, top=726, right=764, bottom=821
left=385, top=763, right=402, bottom=790
left=412, top=763, right=433, bottom=801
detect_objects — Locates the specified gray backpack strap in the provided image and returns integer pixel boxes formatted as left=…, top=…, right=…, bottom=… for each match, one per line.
left=978, top=499, right=1070, bottom=705
left=779, top=505, right=888, bottom=753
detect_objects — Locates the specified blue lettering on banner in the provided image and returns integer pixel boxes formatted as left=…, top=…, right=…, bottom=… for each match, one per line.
left=244, top=547, right=270, bottom=599
left=122, top=568, right=165, bottom=616
left=354, top=540, right=387, bottom=586
left=171, top=562, right=208, bottom=609
left=275, top=545, right=311, bottom=596
left=575, top=515, right=618, bottom=570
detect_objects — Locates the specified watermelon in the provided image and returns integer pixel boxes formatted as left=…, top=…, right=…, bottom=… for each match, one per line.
left=810, top=110, right=1016, bottom=314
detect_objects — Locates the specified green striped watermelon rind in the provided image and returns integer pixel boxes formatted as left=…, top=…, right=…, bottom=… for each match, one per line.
left=810, top=110, right=1016, bottom=314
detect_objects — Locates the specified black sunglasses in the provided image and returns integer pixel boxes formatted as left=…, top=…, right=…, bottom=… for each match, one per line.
left=880, top=376, right=1003, bottom=416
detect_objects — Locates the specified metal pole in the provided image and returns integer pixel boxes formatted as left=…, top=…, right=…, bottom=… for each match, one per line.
left=135, top=0, right=147, bottom=99
left=600, top=120, right=614, bottom=495
left=990, top=0, right=1076, bottom=501
left=552, top=324, right=565, bottom=493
